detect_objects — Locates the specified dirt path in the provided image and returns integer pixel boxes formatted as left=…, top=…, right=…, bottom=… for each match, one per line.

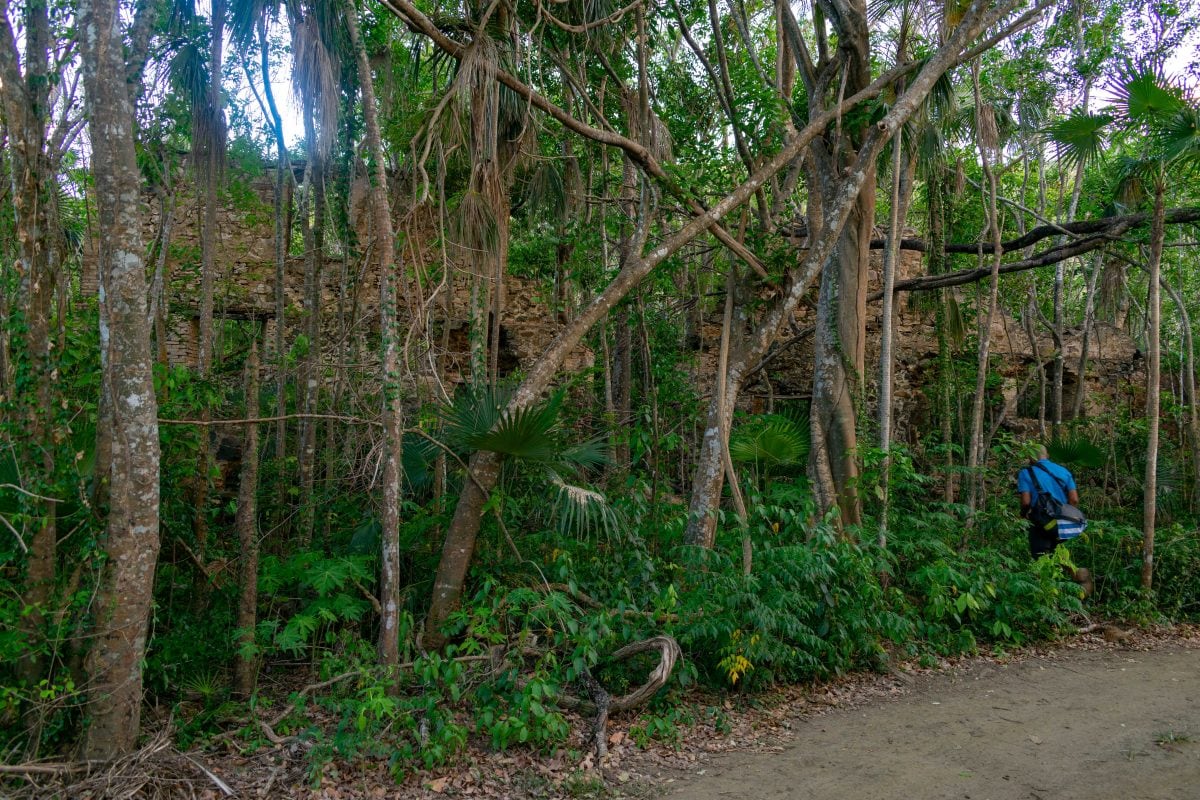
left=661, top=645, right=1200, bottom=800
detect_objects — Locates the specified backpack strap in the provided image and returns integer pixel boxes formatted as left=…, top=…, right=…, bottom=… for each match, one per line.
left=1031, top=461, right=1069, bottom=495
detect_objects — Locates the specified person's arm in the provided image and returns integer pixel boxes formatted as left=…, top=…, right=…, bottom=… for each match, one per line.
left=1020, top=491, right=1032, bottom=518
left=1064, top=470, right=1079, bottom=506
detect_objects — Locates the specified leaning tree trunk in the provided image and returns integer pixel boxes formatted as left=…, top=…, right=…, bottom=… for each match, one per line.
left=346, top=1, right=405, bottom=667
left=79, top=0, right=162, bottom=759
left=1143, top=180, right=1166, bottom=590
left=422, top=0, right=1017, bottom=643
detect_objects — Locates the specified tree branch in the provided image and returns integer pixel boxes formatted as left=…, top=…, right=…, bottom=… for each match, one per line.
left=856, top=206, right=1200, bottom=256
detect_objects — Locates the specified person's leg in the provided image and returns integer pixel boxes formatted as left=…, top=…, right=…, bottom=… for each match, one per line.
left=1073, top=566, right=1094, bottom=597
left=1056, top=539, right=1093, bottom=597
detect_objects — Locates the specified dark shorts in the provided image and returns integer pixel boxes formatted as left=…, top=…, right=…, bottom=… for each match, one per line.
left=1028, top=524, right=1062, bottom=558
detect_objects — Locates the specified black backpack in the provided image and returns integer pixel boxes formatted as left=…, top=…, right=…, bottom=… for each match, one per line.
left=1024, top=462, right=1088, bottom=539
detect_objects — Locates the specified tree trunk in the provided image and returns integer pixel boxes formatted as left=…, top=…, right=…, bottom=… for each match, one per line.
left=424, top=0, right=1015, bottom=638
left=1143, top=180, right=1166, bottom=590
left=683, top=266, right=749, bottom=549
left=79, top=0, right=162, bottom=758
left=965, top=67, right=1004, bottom=513
left=0, top=0, right=57, bottom=695
left=197, top=0, right=225, bottom=376
left=297, top=95, right=324, bottom=547
left=878, top=130, right=909, bottom=546
left=192, top=0, right=226, bottom=593
left=1071, top=251, right=1104, bottom=420
left=346, top=1, right=405, bottom=667
left=613, top=306, right=633, bottom=468
left=258, top=16, right=292, bottom=465
left=1155, top=277, right=1200, bottom=505
left=234, top=333, right=261, bottom=699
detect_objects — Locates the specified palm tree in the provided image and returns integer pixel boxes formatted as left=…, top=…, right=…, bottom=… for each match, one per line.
left=1049, top=65, right=1200, bottom=590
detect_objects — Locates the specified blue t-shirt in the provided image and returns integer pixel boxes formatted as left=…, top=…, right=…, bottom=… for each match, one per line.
left=1017, top=459, right=1076, bottom=504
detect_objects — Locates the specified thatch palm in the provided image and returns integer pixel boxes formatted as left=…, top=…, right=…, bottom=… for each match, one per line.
left=1048, top=65, right=1200, bottom=590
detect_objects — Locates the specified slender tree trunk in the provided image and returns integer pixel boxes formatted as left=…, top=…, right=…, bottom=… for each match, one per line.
left=683, top=269, right=747, bottom=549
left=1071, top=251, right=1104, bottom=420
left=966, top=67, right=1004, bottom=512
left=346, top=1, right=404, bottom=666
left=613, top=306, right=633, bottom=468
left=927, top=169, right=956, bottom=503
left=234, top=333, right=261, bottom=699
left=192, top=0, right=225, bottom=592
left=79, top=0, right=162, bottom=758
left=878, top=129, right=907, bottom=547
left=259, top=17, right=291, bottom=464
left=1157, top=276, right=1200, bottom=502
left=1, top=0, right=58, bottom=697
left=297, top=97, right=324, bottom=547
left=1143, top=180, right=1166, bottom=590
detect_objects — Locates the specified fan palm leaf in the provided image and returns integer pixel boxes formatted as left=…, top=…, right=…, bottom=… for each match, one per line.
left=1110, top=65, right=1187, bottom=126
left=1047, top=436, right=1106, bottom=469
left=1043, top=110, right=1113, bottom=169
left=729, top=413, right=811, bottom=469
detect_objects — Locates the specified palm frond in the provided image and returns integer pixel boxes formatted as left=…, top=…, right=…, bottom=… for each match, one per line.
left=549, top=472, right=625, bottom=543
left=230, top=0, right=278, bottom=46
left=523, top=160, right=566, bottom=221
left=289, top=7, right=341, bottom=158
left=1112, top=153, right=1153, bottom=206
left=946, top=292, right=966, bottom=349
left=401, top=432, right=440, bottom=491
left=439, top=386, right=566, bottom=462
left=1110, top=64, right=1187, bottom=126
left=438, top=383, right=513, bottom=449
left=558, top=436, right=609, bottom=472
left=471, top=402, right=561, bottom=461
left=1155, top=106, right=1200, bottom=170
left=1047, top=436, right=1106, bottom=469
left=729, top=413, right=811, bottom=468
left=451, top=189, right=500, bottom=258
left=1043, top=110, right=1113, bottom=169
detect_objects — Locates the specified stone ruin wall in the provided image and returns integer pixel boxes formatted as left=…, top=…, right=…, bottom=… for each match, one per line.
left=83, top=165, right=1144, bottom=439
left=82, top=164, right=594, bottom=385
left=690, top=239, right=1145, bottom=444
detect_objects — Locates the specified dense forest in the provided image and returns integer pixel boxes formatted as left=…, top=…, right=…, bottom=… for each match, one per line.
left=2, top=0, right=1200, bottom=794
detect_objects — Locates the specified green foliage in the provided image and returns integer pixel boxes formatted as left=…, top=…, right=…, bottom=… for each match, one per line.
left=258, top=551, right=374, bottom=658
left=1047, top=436, right=1107, bottom=469
left=729, top=412, right=811, bottom=471
left=668, top=522, right=901, bottom=688
left=1044, top=110, right=1113, bottom=168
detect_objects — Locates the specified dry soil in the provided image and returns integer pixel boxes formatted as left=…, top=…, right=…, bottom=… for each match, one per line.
left=663, top=645, right=1200, bottom=800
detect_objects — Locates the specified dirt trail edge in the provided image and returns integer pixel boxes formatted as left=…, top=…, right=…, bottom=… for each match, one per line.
left=663, top=645, right=1199, bottom=800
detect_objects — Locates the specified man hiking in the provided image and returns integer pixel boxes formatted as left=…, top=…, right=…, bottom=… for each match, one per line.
left=1018, top=444, right=1093, bottom=596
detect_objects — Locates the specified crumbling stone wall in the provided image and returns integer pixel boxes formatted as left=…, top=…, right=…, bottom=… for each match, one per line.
left=83, top=162, right=594, bottom=383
